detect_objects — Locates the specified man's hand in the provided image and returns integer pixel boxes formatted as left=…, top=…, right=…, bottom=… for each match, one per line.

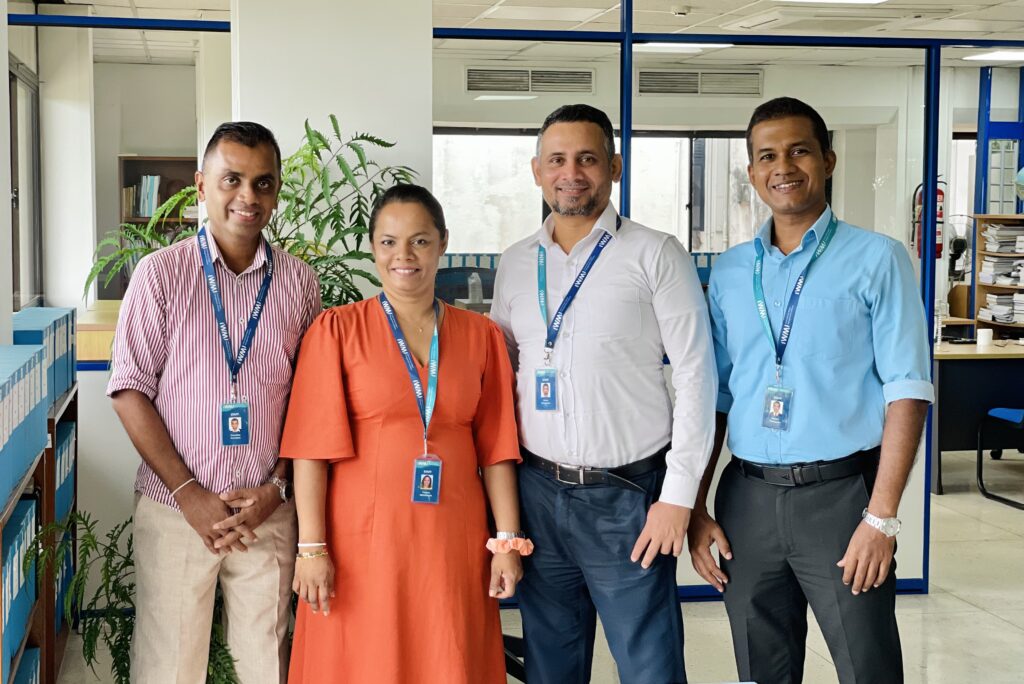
left=686, top=509, right=732, bottom=592
left=837, top=521, right=896, bottom=595
left=211, top=484, right=283, bottom=550
left=631, top=501, right=691, bottom=569
left=489, top=552, right=523, bottom=599
left=176, top=485, right=245, bottom=554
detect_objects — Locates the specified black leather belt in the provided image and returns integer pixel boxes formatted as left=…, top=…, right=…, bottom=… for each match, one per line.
left=733, top=447, right=881, bottom=487
left=522, top=445, right=669, bottom=493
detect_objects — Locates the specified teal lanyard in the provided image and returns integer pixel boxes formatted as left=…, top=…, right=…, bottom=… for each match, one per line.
left=753, top=214, right=838, bottom=383
left=379, top=293, right=439, bottom=454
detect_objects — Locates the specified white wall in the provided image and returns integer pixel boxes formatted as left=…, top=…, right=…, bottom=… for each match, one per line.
left=8, top=1, right=36, bottom=73
left=0, top=1, right=12, bottom=344
left=196, top=32, right=231, bottom=158
left=39, top=4, right=95, bottom=314
left=93, top=63, right=197, bottom=246
left=232, top=0, right=432, bottom=188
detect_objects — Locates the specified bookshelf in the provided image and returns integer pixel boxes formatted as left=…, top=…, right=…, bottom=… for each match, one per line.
left=101, top=156, right=198, bottom=300
left=972, top=214, right=1024, bottom=338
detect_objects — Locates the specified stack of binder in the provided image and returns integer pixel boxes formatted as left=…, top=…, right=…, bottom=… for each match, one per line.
left=55, top=422, right=76, bottom=523
left=12, top=307, right=77, bottom=406
left=2, top=500, right=37, bottom=684
left=0, top=346, right=47, bottom=503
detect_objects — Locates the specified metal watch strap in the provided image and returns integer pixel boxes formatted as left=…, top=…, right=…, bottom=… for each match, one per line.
left=862, top=508, right=900, bottom=537
left=269, top=476, right=290, bottom=502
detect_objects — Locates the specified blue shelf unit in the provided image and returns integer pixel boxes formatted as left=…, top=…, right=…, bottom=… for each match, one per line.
left=54, top=424, right=75, bottom=525
left=2, top=500, right=37, bottom=684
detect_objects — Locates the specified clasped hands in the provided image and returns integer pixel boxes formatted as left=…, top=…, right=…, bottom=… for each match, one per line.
left=177, top=483, right=282, bottom=554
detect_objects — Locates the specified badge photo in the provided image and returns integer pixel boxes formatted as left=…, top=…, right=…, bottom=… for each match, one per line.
left=221, top=402, right=251, bottom=446
left=412, top=455, right=442, bottom=504
left=761, top=386, right=794, bottom=432
left=535, top=368, right=558, bottom=411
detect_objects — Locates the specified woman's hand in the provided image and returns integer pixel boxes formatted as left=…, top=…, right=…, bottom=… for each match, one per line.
left=488, top=552, right=523, bottom=599
left=293, top=554, right=336, bottom=616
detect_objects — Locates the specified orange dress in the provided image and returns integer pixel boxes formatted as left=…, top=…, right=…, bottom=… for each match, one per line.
left=279, top=298, right=520, bottom=684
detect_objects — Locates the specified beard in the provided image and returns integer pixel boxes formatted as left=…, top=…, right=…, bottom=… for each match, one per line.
left=551, top=193, right=598, bottom=217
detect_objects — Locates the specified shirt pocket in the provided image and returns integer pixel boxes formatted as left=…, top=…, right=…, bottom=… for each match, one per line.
left=257, top=324, right=301, bottom=382
left=579, top=285, right=643, bottom=341
left=508, top=290, right=547, bottom=345
left=789, top=296, right=864, bottom=360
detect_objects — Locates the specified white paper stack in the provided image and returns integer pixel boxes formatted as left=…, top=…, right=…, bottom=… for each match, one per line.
left=1013, top=293, right=1024, bottom=324
left=983, top=223, right=1024, bottom=253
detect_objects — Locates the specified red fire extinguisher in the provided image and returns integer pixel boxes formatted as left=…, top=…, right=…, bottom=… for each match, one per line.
left=913, top=179, right=946, bottom=259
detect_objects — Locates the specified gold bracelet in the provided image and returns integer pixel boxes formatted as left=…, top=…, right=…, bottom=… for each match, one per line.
left=296, top=550, right=329, bottom=560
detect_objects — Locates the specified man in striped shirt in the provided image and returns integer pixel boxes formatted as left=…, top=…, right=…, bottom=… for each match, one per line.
left=108, top=122, right=320, bottom=684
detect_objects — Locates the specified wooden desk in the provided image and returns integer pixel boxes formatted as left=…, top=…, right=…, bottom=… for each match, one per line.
left=931, top=342, right=1024, bottom=493
left=77, top=303, right=121, bottom=363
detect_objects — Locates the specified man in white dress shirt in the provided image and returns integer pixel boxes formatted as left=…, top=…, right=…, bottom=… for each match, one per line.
left=490, top=104, right=717, bottom=684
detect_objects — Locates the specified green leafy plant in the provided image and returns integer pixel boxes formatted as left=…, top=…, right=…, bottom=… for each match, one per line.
left=26, top=512, right=240, bottom=684
left=85, top=115, right=417, bottom=307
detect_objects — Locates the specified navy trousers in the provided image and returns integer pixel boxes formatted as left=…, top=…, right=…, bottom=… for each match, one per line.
left=517, top=463, right=686, bottom=684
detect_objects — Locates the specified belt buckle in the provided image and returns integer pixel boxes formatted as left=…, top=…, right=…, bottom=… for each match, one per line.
left=792, top=463, right=822, bottom=486
left=555, top=463, right=585, bottom=485
left=762, top=467, right=798, bottom=487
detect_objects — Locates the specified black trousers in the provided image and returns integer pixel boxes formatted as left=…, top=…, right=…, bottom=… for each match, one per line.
left=716, top=459, right=903, bottom=684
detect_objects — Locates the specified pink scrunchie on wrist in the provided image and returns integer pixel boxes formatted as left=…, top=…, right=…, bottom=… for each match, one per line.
left=486, top=537, right=535, bottom=556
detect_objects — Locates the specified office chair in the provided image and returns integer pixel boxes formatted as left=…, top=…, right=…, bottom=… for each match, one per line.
left=976, top=408, right=1024, bottom=510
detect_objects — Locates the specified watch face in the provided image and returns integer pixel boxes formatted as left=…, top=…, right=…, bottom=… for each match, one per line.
left=883, top=519, right=901, bottom=536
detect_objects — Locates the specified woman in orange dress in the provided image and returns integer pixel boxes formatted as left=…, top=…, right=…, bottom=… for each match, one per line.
left=280, top=184, right=530, bottom=683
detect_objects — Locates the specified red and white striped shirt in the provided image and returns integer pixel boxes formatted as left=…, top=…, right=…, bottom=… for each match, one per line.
left=108, top=234, right=321, bottom=510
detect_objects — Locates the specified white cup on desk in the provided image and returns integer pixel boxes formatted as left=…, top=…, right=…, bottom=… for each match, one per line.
left=976, top=328, right=994, bottom=346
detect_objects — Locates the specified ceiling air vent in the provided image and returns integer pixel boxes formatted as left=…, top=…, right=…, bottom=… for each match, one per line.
left=700, top=71, right=762, bottom=96
left=639, top=70, right=699, bottom=95
left=466, top=68, right=530, bottom=92
left=638, top=69, right=762, bottom=97
left=531, top=69, right=593, bottom=93
left=466, top=67, right=594, bottom=94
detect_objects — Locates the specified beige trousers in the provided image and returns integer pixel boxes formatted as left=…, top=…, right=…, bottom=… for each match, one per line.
left=130, top=494, right=297, bottom=684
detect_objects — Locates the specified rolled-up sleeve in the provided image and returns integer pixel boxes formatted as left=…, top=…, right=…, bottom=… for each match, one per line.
left=107, top=256, right=168, bottom=400
left=870, top=240, right=935, bottom=405
left=653, top=237, right=718, bottom=508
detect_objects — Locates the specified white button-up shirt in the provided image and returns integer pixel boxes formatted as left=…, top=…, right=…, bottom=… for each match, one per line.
left=491, top=203, right=717, bottom=507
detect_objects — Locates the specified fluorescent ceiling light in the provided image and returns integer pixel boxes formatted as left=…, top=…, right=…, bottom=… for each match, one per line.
left=963, top=50, right=1024, bottom=62
left=776, top=0, right=889, bottom=4
left=474, top=95, right=538, bottom=101
left=634, top=42, right=733, bottom=53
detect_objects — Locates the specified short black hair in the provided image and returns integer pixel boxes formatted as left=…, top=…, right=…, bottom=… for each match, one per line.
left=203, top=121, right=282, bottom=172
left=369, top=184, right=448, bottom=241
left=537, top=104, right=616, bottom=162
left=745, top=97, right=831, bottom=159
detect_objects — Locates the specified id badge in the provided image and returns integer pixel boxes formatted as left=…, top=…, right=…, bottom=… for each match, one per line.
left=221, top=401, right=251, bottom=446
left=762, top=386, right=794, bottom=432
left=535, top=368, right=558, bottom=411
left=412, top=455, right=442, bottom=504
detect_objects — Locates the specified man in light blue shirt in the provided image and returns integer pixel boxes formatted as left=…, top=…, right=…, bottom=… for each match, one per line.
left=687, top=97, right=933, bottom=684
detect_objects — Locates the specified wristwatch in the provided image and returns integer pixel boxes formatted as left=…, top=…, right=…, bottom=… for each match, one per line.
left=862, top=508, right=901, bottom=537
left=268, top=476, right=292, bottom=502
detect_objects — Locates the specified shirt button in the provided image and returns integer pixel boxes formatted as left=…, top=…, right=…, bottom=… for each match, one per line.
left=560, top=371, right=568, bottom=379
left=238, top=317, right=245, bottom=324
left=773, top=300, right=781, bottom=307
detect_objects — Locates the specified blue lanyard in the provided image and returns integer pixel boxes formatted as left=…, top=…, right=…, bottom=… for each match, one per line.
left=379, top=293, right=439, bottom=454
left=537, top=218, right=619, bottom=363
left=753, top=215, right=838, bottom=381
left=197, top=226, right=274, bottom=397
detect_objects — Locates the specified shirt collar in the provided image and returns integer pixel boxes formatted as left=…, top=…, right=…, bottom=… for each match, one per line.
left=537, top=202, right=620, bottom=249
left=755, top=205, right=834, bottom=257
left=195, top=229, right=269, bottom=276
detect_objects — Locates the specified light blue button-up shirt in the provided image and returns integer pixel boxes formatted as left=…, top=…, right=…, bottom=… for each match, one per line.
left=707, top=206, right=934, bottom=465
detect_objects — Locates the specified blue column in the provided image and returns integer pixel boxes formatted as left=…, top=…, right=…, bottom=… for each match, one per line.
left=619, top=0, right=633, bottom=216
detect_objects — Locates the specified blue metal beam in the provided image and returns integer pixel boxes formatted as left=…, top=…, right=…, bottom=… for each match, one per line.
left=618, top=0, right=633, bottom=216
left=433, top=27, right=621, bottom=42
left=8, top=13, right=229, bottom=31
left=633, top=32, right=1024, bottom=50
left=1018, top=67, right=1024, bottom=215
left=920, top=44, right=942, bottom=594
left=971, top=68, right=993, bottom=319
